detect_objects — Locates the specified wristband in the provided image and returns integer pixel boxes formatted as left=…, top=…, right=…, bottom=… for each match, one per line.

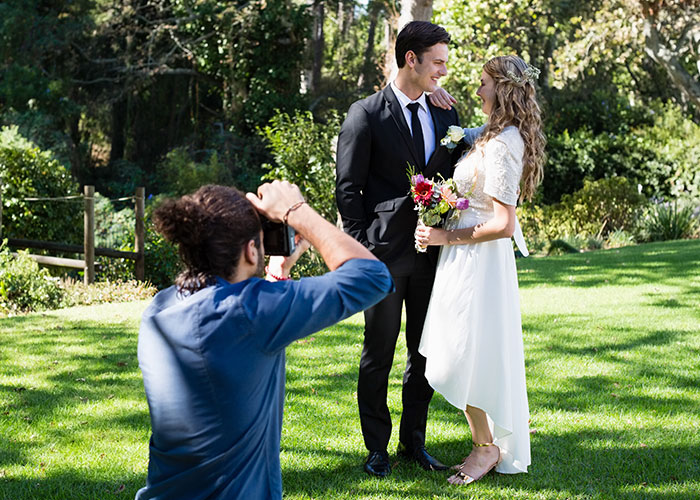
left=265, top=266, right=290, bottom=281
left=283, top=201, right=306, bottom=225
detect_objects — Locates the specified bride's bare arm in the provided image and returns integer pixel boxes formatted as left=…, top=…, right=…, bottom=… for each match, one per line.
left=428, top=87, right=457, bottom=110
left=415, top=199, right=516, bottom=246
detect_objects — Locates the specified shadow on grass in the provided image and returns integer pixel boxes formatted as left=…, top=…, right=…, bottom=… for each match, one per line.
left=281, top=430, right=700, bottom=499
left=0, top=312, right=149, bottom=495
left=523, top=313, right=700, bottom=407
left=518, top=240, right=700, bottom=294
left=0, top=471, right=144, bottom=499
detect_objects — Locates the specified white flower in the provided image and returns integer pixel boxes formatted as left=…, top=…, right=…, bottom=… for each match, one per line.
left=447, top=125, right=465, bottom=142
left=440, top=125, right=467, bottom=150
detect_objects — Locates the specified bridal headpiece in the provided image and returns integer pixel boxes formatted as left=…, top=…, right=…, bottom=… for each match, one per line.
left=506, top=64, right=540, bottom=86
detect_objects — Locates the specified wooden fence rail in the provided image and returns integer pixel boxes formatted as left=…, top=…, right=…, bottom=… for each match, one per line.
left=0, top=186, right=145, bottom=284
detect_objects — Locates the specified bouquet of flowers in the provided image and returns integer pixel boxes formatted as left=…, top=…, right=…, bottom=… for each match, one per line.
left=407, top=164, right=470, bottom=252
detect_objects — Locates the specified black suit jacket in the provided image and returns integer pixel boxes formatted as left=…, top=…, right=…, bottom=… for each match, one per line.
left=336, top=86, right=464, bottom=275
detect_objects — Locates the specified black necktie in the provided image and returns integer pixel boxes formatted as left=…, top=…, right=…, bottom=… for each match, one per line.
left=407, top=102, right=425, bottom=169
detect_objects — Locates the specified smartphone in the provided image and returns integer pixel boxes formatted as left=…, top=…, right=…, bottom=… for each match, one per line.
left=260, top=216, right=296, bottom=256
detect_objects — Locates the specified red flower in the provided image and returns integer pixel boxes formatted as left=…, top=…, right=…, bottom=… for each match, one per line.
left=413, top=180, right=434, bottom=206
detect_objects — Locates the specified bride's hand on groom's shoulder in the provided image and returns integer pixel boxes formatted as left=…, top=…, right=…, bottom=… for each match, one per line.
left=428, top=88, right=457, bottom=110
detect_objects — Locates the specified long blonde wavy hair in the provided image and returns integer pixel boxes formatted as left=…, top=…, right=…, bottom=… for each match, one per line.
left=473, top=55, right=546, bottom=202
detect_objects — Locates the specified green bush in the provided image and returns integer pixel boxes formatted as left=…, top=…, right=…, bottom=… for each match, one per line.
left=259, top=110, right=341, bottom=222
left=144, top=225, right=181, bottom=290
left=639, top=199, right=698, bottom=242
left=544, top=127, right=666, bottom=205
left=89, top=223, right=179, bottom=290
left=94, top=193, right=134, bottom=249
left=156, top=148, right=233, bottom=197
left=518, top=177, right=646, bottom=254
left=639, top=103, right=700, bottom=199
left=95, top=159, right=151, bottom=201
left=516, top=202, right=550, bottom=255
left=542, top=99, right=699, bottom=205
left=0, top=126, right=82, bottom=243
left=558, top=177, right=645, bottom=237
left=0, top=243, right=64, bottom=314
left=203, top=127, right=269, bottom=195
left=0, top=108, right=73, bottom=169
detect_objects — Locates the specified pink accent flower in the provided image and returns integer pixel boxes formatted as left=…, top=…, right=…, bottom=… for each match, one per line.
left=411, top=174, right=425, bottom=185
left=440, top=185, right=458, bottom=208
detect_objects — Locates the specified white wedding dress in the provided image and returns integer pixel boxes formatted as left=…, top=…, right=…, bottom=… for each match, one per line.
left=419, top=125, right=530, bottom=474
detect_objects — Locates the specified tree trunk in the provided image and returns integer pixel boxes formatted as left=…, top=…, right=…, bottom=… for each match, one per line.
left=109, top=97, right=127, bottom=164
left=642, top=16, right=700, bottom=111
left=398, top=0, right=433, bottom=31
left=335, top=0, right=354, bottom=68
left=383, top=0, right=432, bottom=83
left=382, top=10, right=399, bottom=84
left=358, top=0, right=381, bottom=90
left=68, top=114, right=84, bottom=182
left=311, top=0, right=325, bottom=93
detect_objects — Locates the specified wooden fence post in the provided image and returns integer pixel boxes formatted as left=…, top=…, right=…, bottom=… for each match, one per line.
left=84, top=185, right=95, bottom=285
left=135, top=187, right=145, bottom=281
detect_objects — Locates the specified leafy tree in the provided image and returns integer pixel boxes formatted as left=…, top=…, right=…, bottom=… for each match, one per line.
left=553, top=0, right=700, bottom=116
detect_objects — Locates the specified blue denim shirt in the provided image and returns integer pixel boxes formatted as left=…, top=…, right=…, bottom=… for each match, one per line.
left=135, top=258, right=392, bottom=499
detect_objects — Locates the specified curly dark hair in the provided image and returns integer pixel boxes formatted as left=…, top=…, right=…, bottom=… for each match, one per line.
left=395, top=21, right=450, bottom=69
left=153, top=185, right=262, bottom=293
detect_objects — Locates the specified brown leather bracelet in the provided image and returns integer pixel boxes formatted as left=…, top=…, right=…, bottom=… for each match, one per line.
left=283, top=201, right=306, bottom=225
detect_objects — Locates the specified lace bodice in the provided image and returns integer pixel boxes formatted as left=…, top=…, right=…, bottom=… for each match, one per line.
left=451, top=126, right=524, bottom=226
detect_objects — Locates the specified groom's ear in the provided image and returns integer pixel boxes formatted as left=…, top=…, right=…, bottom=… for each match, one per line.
left=405, top=50, right=417, bottom=69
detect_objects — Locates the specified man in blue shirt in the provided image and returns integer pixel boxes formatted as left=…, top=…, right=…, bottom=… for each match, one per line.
left=136, top=181, right=393, bottom=499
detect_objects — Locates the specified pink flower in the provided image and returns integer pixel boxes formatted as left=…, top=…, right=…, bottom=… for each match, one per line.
left=411, top=174, right=425, bottom=185
left=440, top=185, right=458, bottom=208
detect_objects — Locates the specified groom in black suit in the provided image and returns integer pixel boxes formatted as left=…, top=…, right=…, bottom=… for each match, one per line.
left=335, top=21, right=464, bottom=477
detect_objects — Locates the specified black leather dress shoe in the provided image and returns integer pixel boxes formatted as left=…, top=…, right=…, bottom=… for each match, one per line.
left=397, top=442, right=448, bottom=471
left=364, top=450, right=391, bottom=477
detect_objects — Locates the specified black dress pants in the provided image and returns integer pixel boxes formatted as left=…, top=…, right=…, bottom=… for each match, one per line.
left=357, top=254, right=436, bottom=453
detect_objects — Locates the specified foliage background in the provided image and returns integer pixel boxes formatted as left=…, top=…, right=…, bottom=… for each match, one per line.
left=0, top=0, right=698, bottom=285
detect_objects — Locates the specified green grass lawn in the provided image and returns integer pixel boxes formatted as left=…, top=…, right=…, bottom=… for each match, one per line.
left=1, top=240, right=699, bottom=499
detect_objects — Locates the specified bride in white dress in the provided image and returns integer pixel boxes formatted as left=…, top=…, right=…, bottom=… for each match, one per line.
left=416, top=55, right=546, bottom=485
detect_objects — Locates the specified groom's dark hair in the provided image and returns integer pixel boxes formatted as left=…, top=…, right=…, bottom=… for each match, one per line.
left=395, top=21, right=451, bottom=69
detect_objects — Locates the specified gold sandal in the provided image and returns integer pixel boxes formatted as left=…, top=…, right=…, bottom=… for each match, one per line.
left=449, top=443, right=501, bottom=485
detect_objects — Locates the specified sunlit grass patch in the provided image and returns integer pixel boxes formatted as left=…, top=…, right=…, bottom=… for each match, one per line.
left=1, top=240, right=699, bottom=499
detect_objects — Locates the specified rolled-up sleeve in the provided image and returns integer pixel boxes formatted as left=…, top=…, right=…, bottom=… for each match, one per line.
left=248, top=259, right=393, bottom=353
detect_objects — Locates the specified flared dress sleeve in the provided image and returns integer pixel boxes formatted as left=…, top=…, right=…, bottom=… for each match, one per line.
left=482, top=134, right=524, bottom=206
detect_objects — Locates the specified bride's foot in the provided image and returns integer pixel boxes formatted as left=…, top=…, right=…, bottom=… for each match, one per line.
left=448, top=443, right=500, bottom=485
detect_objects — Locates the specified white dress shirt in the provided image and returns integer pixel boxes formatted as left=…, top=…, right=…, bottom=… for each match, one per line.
left=390, top=82, right=436, bottom=166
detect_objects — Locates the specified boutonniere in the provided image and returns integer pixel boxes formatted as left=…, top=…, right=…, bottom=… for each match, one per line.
left=440, top=125, right=467, bottom=151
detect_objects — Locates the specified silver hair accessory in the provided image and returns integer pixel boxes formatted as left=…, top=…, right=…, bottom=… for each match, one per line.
left=506, top=64, right=540, bottom=85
